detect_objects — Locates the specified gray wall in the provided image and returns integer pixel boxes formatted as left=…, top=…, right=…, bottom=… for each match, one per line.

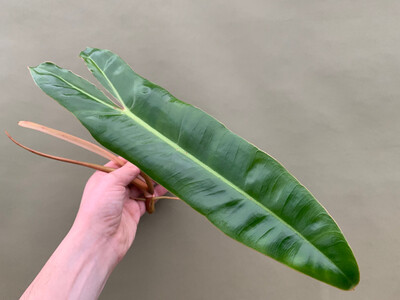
left=1, top=1, right=399, bottom=299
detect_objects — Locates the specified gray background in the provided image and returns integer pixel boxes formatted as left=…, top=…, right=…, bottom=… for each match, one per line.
left=1, top=1, right=399, bottom=299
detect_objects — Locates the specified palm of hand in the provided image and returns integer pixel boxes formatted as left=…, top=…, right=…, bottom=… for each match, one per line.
left=75, top=160, right=167, bottom=261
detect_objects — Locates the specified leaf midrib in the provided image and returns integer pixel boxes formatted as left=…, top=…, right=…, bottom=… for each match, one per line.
left=44, top=61, right=351, bottom=284
left=83, top=56, right=128, bottom=110
left=33, top=67, right=117, bottom=111
left=122, top=108, right=350, bottom=283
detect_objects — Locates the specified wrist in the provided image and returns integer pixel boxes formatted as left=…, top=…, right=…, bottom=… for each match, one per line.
left=72, top=209, right=136, bottom=263
left=22, top=224, right=120, bottom=300
left=68, top=219, right=121, bottom=269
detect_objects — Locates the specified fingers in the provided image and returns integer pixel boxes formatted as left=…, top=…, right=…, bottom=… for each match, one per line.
left=129, top=182, right=168, bottom=199
left=137, top=199, right=146, bottom=217
left=104, top=157, right=127, bottom=168
left=103, top=160, right=120, bottom=169
left=129, top=185, right=141, bottom=198
left=86, top=158, right=125, bottom=183
left=154, top=184, right=168, bottom=197
left=107, top=161, right=140, bottom=187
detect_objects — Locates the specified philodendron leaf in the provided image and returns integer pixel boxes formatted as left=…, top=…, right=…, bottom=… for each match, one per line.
left=29, top=47, right=359, bottom=290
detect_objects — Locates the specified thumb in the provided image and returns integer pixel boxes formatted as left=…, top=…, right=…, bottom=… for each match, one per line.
left=107, top=161, right=140, bottom=187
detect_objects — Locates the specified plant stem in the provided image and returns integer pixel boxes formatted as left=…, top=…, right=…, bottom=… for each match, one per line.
left=9, top=122, right=161, bottom=213
left=18, top=121, right=155, bottom=198
left=19, top=121, right=124, bottom=164
left=5, top=131, right=148, bottom=191
left=133, top=196, right=181, bottom=201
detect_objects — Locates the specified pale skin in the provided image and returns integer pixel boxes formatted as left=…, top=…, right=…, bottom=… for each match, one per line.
left=21, top=159, right=167, bottom=300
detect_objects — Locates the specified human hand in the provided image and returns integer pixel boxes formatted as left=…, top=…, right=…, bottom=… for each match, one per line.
left=21, top=159, right=167, bottom=299
left=73, top=158, right=167, bottom=263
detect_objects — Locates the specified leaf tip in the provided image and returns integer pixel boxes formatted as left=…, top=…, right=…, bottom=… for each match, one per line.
left=80, top=47, right=97, bottom=59
left=337, top=265, right=360, bottom=290
left=348, top=270, right=360, bottom=290
left=28, top=62, right=56, bottom=74
left=28, top=65, right=37, bottom=74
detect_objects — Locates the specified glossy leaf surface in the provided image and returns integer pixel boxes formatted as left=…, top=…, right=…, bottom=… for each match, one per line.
left=30, top=48, right=359, bottom=289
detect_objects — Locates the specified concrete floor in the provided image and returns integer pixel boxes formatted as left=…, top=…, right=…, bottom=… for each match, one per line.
left=1, top=1, right=399, bottom=299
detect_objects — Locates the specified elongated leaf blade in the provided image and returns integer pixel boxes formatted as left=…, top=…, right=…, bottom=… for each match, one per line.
left=29, top=48, right=359, bottom=289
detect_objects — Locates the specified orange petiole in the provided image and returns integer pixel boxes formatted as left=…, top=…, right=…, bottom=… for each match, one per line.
left=19, top=121, right=155, bottom=195
left=5, top=131, right=149, bottom=191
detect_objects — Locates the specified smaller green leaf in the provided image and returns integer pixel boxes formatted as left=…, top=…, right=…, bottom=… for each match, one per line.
left=29, top=62, right=118, bottom=113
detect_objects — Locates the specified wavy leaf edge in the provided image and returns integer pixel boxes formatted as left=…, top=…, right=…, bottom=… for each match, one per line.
left=28, top=47, right=359, bottom=290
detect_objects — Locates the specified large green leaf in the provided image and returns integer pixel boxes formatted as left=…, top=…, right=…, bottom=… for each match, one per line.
left=29, top=47, right=359, bottom=290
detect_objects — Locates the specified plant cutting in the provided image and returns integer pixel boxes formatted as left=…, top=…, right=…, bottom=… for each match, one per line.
left=7, top=47, right=359, bottom=290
